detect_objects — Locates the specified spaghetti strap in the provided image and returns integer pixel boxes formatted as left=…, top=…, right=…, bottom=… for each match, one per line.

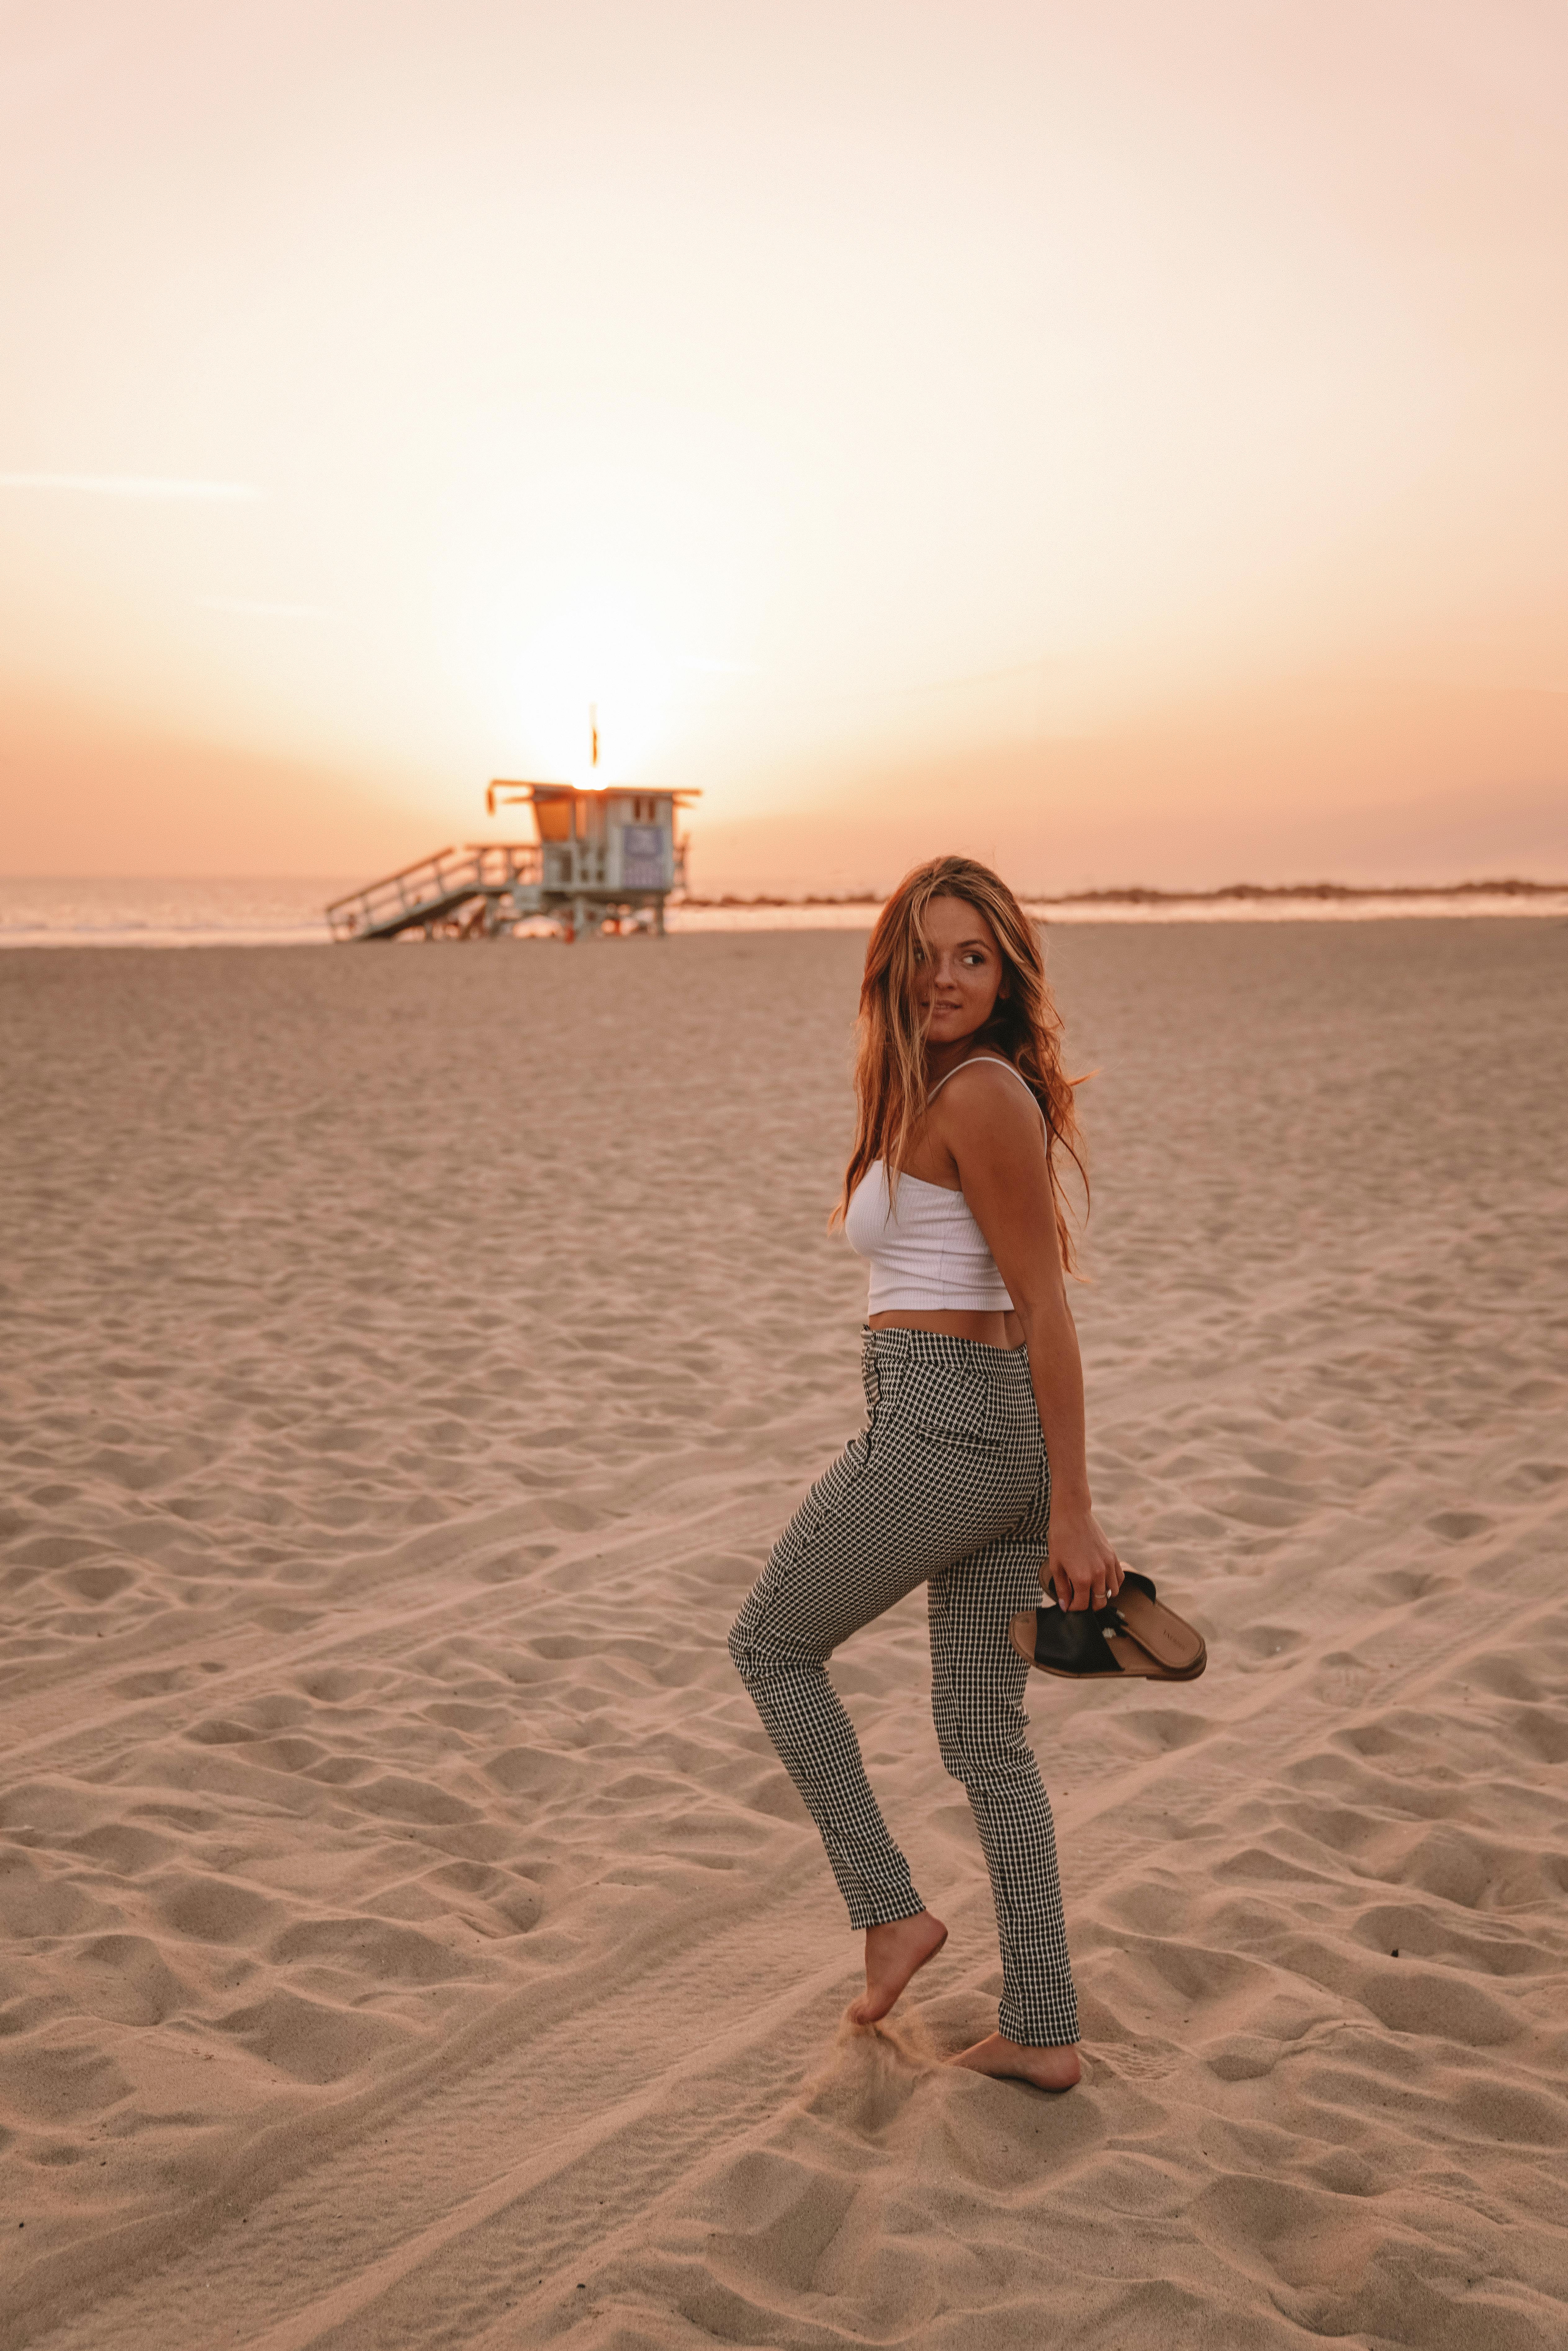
left=928, top=1055, right=1046, bottom=1126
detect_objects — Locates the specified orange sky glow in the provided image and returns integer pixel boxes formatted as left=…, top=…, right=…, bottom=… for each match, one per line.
left=3, top=0, right=1565, bottom=893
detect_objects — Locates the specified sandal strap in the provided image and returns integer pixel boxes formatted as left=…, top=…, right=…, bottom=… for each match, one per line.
left=1031, top=1604, right=1125, bottom=1674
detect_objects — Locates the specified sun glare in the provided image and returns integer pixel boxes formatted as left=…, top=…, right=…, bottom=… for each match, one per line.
left=506, top=590, right=675, bottom=786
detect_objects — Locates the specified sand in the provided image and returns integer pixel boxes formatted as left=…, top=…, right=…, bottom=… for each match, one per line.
left=2, top=918, right=1565, bottom=2350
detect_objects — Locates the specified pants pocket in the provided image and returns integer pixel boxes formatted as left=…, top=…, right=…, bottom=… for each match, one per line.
left=903, top=1364, right=1000, bottom=1452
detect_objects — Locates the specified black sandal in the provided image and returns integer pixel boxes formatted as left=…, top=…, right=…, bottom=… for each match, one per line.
left=1009, top=1569, right=1207, bottom=1682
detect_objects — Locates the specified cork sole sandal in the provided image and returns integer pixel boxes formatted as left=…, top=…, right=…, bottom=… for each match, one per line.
left=1009, top=1569, right=1207, bottom=1682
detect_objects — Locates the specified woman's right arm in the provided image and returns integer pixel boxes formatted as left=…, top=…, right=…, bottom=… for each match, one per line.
left=942, top=1074, right=1123, bottom=1611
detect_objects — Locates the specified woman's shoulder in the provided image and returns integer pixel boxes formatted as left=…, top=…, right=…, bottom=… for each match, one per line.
left=929, top=1057, right=1047, bottom=1153
left=934, top=1054, right=1041, bottom=1113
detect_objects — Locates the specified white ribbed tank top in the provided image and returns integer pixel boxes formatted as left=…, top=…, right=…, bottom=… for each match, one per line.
left=843, top=1056, right=1044, bottom=1314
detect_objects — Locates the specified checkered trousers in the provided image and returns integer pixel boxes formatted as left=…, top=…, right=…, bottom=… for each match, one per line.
left=728, top=1324, right=1079, bottom=2049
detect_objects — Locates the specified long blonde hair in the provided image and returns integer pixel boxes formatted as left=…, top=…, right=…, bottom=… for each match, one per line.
left=835, top=855, right=1086, bottom=1270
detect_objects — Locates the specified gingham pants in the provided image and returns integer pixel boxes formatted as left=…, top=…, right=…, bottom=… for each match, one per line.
left=728, top=1325, right=1079, bottom=2048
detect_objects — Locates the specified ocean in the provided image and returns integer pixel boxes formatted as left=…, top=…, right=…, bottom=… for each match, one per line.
left=2, top=875, right=1563, bottom=947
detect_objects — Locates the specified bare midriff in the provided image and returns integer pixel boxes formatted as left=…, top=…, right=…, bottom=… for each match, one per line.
left=867, top=1308, right=1023, bottom=1351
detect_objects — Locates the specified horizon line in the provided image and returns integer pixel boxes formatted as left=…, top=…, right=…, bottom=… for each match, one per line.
left=4, top=873, right=1565, bottom=902
left=678, top=878, right=1568, bottom=910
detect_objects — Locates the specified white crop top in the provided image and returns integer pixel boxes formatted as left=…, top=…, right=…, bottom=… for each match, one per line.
left=843, top=1056, right=1045, bottom=1314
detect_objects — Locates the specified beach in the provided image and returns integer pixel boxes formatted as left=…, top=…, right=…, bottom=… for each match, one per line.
left=2, top=916, right=1566, bottom=2349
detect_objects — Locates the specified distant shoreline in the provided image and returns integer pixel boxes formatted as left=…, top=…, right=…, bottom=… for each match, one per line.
left=2, top=874, right=1563, bottom=948
left=677, top=877, right=1566, bottom=911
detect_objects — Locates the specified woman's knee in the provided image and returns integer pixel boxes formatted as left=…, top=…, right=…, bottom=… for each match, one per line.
left=731, top=1598, right=828, bottom=1691
left=729, top=1603, right=794, bottom=1685
left=933, top=1696, right=1031, bottom=1786
left=728, top=1613, right=760, bottom=1683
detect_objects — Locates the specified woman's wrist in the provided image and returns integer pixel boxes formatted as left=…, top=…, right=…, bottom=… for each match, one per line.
left=1050, top=1483, right=1094, bottom=1520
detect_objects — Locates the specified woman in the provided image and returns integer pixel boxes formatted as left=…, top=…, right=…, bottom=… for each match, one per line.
left=728, top=854, right=1122, bottom=2091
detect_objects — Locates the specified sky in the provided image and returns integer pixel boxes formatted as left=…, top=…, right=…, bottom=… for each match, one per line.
left=2, top=0, right=1565, bottom=893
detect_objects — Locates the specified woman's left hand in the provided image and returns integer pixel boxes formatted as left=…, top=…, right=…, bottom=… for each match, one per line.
left=1046, top=1504, right=1124, bottom=1612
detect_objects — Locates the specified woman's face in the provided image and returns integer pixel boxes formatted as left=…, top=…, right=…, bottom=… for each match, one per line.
left=912, top=894, right=1006, bottom=1047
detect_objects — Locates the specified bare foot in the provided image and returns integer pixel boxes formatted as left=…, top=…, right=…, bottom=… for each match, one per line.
left=948, top=2032, right=1081, bottom=2091
left=848, top=1910, right=948, bottom=2026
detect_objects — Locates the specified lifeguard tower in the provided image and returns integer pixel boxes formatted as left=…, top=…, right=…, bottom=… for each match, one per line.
left=326, top=745, right=697, bottom=943
left=484, top=778, right=697, bottom=938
